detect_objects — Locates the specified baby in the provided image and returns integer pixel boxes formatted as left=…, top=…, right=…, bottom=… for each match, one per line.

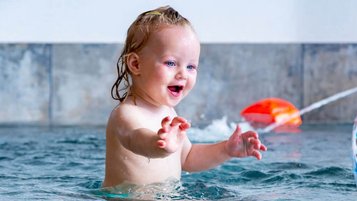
left=102, top=6, right=267, bottom=188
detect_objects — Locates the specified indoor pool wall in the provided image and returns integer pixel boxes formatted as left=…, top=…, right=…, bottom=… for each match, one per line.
left=1, top=44, right=357, bottom=126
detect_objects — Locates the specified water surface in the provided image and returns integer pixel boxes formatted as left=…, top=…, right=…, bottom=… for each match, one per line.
left=0, top=124, right=356, bottom=200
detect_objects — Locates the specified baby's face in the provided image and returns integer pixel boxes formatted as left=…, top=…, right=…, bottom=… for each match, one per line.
left=135, top=25, right=200, bottom=107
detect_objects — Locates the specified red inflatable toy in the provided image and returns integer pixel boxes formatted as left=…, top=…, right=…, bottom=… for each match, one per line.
left=240, top=98, right=302, bottom=130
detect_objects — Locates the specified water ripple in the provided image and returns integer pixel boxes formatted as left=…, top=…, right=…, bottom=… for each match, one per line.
left=1, top=125, right=357, bottom=200
left=304, top=166, right=349, bottom=177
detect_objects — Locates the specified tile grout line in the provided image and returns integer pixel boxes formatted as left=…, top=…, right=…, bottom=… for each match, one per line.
left=300, top=44, right=305, bottom=120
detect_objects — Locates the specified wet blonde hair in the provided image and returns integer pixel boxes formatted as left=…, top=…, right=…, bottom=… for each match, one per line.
left=111, top=6, right=193, bottom=102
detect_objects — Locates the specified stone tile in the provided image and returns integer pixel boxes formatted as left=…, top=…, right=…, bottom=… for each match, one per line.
left=177, top=44, right=303, bottom=125
left=1, top=43, right=356, bottom=126
left=0, top=44, right=50, bottom=124
left=51, top=44, right=121, bottom=125
left=303, top=44, right=357, bottom=123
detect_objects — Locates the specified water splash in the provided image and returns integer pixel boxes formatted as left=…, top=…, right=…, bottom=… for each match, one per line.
left=189, top=117, right=235, bottom=142
left=261, top=86, right=357, bottom=133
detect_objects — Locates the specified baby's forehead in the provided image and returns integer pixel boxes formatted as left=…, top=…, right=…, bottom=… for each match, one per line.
left=150, top=24, right=198, bottom=40
left=145, top=26, right=200, bottom=58
left=131, top=23, right=200, bottom=57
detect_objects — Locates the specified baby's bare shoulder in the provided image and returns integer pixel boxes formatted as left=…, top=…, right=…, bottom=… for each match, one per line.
left=110, top=103, right=135, bottom=119
left=108, top=103, right=147, bottom=131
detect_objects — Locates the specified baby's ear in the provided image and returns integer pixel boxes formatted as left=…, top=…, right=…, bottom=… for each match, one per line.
left=126, top=53, right=141, bottom=75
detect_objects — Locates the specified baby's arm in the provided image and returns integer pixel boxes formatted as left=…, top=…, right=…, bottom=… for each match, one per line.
left=182, top=126, right=267, bottom=172
left=117, top=115, right=190, bottom=158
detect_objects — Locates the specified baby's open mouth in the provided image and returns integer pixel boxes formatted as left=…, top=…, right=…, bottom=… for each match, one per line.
left=168, top=85, right=183, bottom=96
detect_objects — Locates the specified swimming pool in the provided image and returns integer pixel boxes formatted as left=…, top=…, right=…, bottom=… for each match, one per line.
left=0, top=123, right=356, bottom=200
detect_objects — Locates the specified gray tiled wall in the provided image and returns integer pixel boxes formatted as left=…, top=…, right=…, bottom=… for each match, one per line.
left=0, top=44, right=356, bottom=126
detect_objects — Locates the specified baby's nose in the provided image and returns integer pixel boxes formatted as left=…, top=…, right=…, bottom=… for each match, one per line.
left=175, top=67, right=188, bottom=80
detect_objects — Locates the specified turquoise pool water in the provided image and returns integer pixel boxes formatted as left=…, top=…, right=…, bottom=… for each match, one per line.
left=0, top=124, right=356, bottom=200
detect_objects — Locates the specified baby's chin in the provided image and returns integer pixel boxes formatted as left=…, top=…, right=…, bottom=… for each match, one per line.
left=164, top=99, right=184, bottom=108
left=161, top=92, right=189, bottom=107
left=165, top=102, right=180, bottom=108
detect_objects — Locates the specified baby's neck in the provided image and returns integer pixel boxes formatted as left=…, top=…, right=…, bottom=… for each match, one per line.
left=127, top=91, right=172, bottom=113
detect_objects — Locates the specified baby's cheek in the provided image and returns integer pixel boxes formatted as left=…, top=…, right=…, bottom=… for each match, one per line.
left=186, top=79, right=196, bottom=91
left=156, top=70, right=171, bottom=82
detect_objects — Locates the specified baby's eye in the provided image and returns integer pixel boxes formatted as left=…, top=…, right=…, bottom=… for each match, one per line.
left=187, top=65, right=197, bottom=70
left=165, top=61, right=176, bottom=67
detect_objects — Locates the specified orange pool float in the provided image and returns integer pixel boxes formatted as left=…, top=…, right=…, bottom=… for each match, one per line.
left=240, top=98, right=302, bottom=128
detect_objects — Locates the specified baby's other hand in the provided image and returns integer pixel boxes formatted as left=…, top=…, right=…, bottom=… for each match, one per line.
left=157, top=116, right=190, bottom=153
left=225, top=125, right=267, bottom=160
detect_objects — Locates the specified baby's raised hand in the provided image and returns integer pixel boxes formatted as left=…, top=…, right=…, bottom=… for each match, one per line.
left=225, top=126, right=267, bottom=160
left=157, top=116, right=191, bottom=153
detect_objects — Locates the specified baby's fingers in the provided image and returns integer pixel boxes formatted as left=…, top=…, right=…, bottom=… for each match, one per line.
left=248, top=138, right=261, bottom=149
left=157, top=140, right=166, bottom=148
left=170, top=116, right=187, bottom=126
left=260, top=144, right=268, bottom=151
left=179, top=122, right=191, bottom=131
left=248, top=138, right=267, bottom=151
left=242, top=131, right=259, bottom=140
left=252, top=150, right=262, bottom=160
left=157, top=128, right=167, bottom=139
left=161, top=116, right=171, bottom=130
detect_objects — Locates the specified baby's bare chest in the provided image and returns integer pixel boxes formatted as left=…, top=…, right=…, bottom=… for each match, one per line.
left=119, top=149, right=182, bottom=182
